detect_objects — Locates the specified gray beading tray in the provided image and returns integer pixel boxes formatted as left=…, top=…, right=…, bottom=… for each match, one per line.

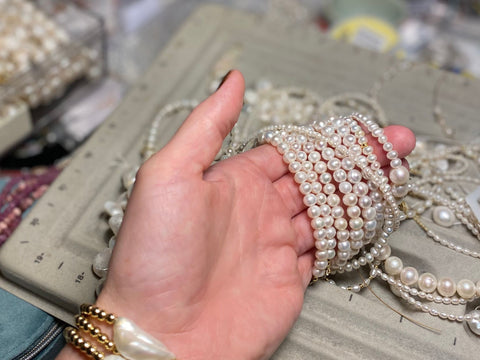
left=1, top=4, right=479, bottom=359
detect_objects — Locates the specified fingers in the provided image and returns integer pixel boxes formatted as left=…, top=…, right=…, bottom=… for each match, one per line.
left=273, top=173, right=306, bottom=217
left=291, top=212, right=314, bottom=255
left=368, top=125, right=416, bottom=166
left=159, top=70, right=245, bottom=176
left=297, top=250, right=315, bottom=290
left=239, top=145, right=289, bottom=181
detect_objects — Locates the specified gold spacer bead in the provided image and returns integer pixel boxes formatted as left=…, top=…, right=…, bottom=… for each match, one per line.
left=74, top=336, right=84, bottom=347
left=93, top=307, right=101, bottom=317
left=106, top=314, right=116, bottom=324
left=94, top=352, right=105, bottom=360
left=86, top=345, right=96, bottom=356
left=98, top=310, right=107, bottom=320
left=90, top=327, right=101, bottom=337
left=105, top=341, right=115, bottom=351
left=79, top=340, right=90, bottom=351
left=98, top=334, right=108, bottom=343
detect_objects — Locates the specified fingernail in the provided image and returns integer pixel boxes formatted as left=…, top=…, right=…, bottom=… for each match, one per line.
left=216, top=70, right=233, bottom=91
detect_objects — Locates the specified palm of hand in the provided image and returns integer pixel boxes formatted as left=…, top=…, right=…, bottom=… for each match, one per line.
left=102, top=145, right=311, bottom=360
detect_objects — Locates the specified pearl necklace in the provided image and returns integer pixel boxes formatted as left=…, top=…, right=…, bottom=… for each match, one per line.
left=261, top=114, right=407, bottom=280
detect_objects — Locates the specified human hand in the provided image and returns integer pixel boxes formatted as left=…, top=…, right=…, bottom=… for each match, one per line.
left=58, top=70, right=415, bottom=360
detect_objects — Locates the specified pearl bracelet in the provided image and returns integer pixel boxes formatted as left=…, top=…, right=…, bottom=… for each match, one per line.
left=64, top=304, right=176, bottom=360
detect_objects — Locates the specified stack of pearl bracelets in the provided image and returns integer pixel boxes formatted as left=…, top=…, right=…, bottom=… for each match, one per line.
left=64, top=304, right=176, bottom=360
left=262, top=113, right=407, bottom=279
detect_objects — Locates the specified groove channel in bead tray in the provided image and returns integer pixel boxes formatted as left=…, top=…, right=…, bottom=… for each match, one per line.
left=0, top=4, right=479, bottom=360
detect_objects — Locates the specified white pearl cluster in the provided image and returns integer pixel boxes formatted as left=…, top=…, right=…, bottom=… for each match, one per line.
left=0, top=0, right=102, bottom=109
left=262, top=113, right=408, bottom=278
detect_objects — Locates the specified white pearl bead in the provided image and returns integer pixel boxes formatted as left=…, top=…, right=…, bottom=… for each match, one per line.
left=418, top=273, right=437, bottom=293
left=432, top=206, right=455, bottom=227
left=437, top=277, right=456, bottom=297
left=400, top=266, right=418, bottom=286
left=385, top=256, right=403, bottom=275
left=114, top=317, right=176, bottom=360
left=312, top=217, right=325, bottom=229
left=348, top=169, right=362, bottom=183
left=331, top=206, right=344, bottom=218
left=347, top=205, right=361, bottom=218
left=477, top=281, right=480, bottom=296
left=350, top=229, right=364, bottom=241
left=337, top=230, right=349, bottom=241
left=353, top=182, right=368, bottom=196
left=303, top=194, right=317, bottom=207
left=457, top=279, right=476, bottom=299
left=362, top=207, right=376, bottom=220
left=93, top=248, right=112, bottom=278
left=339, top=181, right=352, bottom=194
left=108, top=214, right=123, bottom=235
left=377, top=244, right=391, bottom=261
left=308, top=206, right=321, bottom=218
left=104, top=201, right=123, bottom=217
left=358, top=196, right=372, bottom=208
left=392, top=184, right=409, bottom=197
left=341, top=157, right=355, bottom=170
left=389, top=166, right=409, bottom=185
left=364, top=220, right=377, bottom=231
left=343, top=193, right=357, bottom=206
left=314, top=162, right=327, bottom=173
left=333, top=169, right=347, bottom=182
left=294, top=171, right=307, bottom=184
left=349, top=217, right=364, bottom=230
left=334, top=218, right=348, bottom=230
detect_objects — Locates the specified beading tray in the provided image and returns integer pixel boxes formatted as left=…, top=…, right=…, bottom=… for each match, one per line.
left=1, top=4, right=479, bottom=359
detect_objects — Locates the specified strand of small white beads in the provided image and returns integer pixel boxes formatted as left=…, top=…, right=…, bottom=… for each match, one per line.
left=92, top=100, right=198, bottom=294
left=376, top=256, right=480, bottom=333
left=262, top=113, right=408, bottom=281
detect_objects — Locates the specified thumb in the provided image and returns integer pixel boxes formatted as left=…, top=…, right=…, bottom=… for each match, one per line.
left=156, top=70, right=245, bottom=176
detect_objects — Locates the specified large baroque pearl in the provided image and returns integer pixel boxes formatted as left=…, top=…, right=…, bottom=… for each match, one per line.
left=432, top=206, right=455, bottom=228
left=114, top=317, right=176, bottom=360
left=467, top=309, right=480, bottom=336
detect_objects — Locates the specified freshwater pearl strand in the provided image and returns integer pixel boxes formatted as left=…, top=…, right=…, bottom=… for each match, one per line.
left=262, top=113, right=406, bottom=279
left=376, top=137, right=480, bottom=331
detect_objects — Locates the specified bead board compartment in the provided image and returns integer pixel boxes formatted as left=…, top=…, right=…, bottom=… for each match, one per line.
left=0, top=4, right=479, bottom=359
